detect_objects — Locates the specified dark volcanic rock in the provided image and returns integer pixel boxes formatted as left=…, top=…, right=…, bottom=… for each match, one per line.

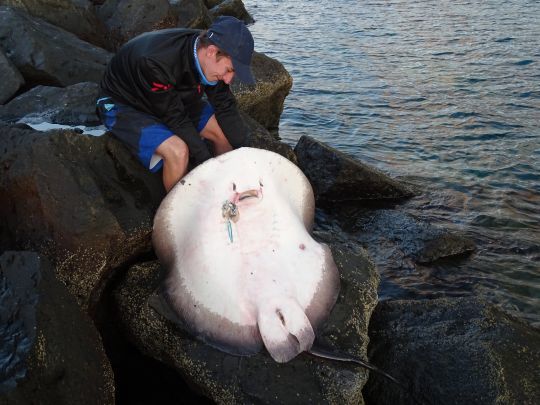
left=0, top=126, right=165, bottom=313
left=0, top=82, right=101, bottom=126
left=208, top=0, right=254, bottom=24
left=416, top=231, right=476, bottom=264
left=0, top=6, right=112, bottom=87
left=0, top=51, right=24, bottom=105
left=97, top=0, right=219, bottom=49
left=96, top=0, right=176, bottom=50
left=113, top=231, right=379, bottom=403
left=364, top=297, right=540, bottom=405
left=203, top=0, right=222, bottom=8
left=0, top=252, right=40, bottom=394
left=232, top=52, right=293, bottom=130
left=0, top=251, right=114, bottom=404
left=171, top=0, right=212, bottom=29
left=294, top=135, right=415, bottom=205
left=0, top=0, right=108, bottom=48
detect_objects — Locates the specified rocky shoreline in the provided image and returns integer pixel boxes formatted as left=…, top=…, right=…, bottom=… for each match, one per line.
left=0, top=1, right=538, bottom=404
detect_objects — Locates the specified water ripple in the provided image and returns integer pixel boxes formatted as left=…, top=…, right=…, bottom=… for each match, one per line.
left=246, top=0, right=540, bottom=325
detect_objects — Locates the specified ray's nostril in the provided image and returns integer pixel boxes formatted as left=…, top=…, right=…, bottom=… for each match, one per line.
left=276, top=309, right=285, bottom=325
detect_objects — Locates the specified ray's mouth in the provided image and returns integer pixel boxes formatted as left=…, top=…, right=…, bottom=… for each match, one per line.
left=238, top=190, right=260, bottom=201
left=230, top=181, right=264, bottom=205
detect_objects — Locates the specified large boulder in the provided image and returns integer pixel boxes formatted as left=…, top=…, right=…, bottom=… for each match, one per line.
left=294, top=135, right=415, bottom=204
left=0, top=51, right=24, bottom=105
left=96, top=0, right=177, bottom=50
left=112, top=232, right=379, bottom=404
left=0, top=6, right=113, bottom=87
left=170, top=0, right=212, bottom=29
left=364, top=297, right=540, bottom=404
left=97, top=0, right=251, bottom=49
left=208, top=0, right=254, bottom=24
left=203, top=0, right=222, bottom=8
left=0, top=251, right=114, bottom=404
left=232, top=52, right=293, bottom=130
left=0, top=0, right=108, bottom=48
left=0, top=126, right=165, bottom=313
left=0, top=82, right=101, bottom=126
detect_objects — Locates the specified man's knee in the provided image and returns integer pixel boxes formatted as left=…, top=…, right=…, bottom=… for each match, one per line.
left=200, top=115, right=222, bottom=141
left=156, top=135, right=189, bottom=164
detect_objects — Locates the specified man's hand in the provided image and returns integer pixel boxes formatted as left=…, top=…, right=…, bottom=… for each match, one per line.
left=213, top=137, right=233, bottom=156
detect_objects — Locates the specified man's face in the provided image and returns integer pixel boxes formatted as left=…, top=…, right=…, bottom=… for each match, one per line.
left=202, top=45, right=235, bottom=84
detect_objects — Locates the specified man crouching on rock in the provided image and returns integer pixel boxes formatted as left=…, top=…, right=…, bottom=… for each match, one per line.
left=96, top=16, right=255, bottom=192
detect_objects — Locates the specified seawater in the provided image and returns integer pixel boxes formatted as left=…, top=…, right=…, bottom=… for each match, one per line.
left=245, top=0, right=540, bottom=326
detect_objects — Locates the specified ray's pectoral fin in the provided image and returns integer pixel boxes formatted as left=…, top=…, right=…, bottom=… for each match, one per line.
left=148, top=288, right=186, bottom=327
left=257, top=298, right=315, bottom=363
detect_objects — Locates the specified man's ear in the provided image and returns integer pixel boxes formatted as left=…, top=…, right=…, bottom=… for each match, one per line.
left=206, top=45, right=219, bottom=58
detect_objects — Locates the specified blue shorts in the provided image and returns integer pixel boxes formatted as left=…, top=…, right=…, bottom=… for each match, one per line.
left=96, top=97, right=214, bottom=172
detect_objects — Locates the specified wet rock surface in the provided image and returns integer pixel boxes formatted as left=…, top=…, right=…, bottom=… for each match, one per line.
left=0, top=251, right=114, bottom=404
left=0, top=252, right=40, bottom=394
left=337, top=208, right=476, bottom=265
left=364, top=297, right=540, bottom=405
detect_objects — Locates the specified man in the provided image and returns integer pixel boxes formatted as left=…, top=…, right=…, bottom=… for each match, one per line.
left=96, top=16, right=255, bottom=192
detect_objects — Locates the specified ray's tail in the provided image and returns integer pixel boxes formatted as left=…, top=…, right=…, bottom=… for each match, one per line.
left=308, top=346, right=431, bottom=405
left=257, top=298, right=315, bottom=363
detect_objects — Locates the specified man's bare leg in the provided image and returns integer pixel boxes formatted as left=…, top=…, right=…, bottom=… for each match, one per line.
left=200, top=115, right=233, bottom=156
left=155, top=135, right=189, bottom=192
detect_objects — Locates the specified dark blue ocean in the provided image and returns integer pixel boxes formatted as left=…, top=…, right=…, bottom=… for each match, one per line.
left=245, top=0, right=540, bottom=326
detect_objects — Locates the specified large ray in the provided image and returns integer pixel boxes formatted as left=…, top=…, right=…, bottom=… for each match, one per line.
left=152, top=147, right=340, bottom=362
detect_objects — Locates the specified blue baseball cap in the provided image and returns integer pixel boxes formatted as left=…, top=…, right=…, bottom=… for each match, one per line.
left=207, top=16, right=255, bottom=85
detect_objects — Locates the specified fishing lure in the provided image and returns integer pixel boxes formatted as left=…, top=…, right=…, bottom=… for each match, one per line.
left=221, top=200, right=238, bottom=243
